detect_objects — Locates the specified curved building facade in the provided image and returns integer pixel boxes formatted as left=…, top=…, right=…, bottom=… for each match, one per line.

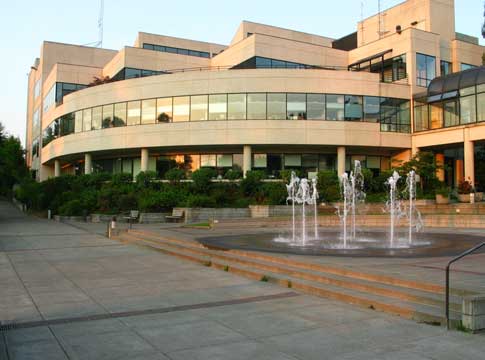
left=26, top=0, right=485, bottom=188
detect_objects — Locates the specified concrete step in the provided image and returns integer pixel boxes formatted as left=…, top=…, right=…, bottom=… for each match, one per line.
left=117, top=231, right=461, bottom=326
left=124, top=231, right=463, bottom=312
left=127, top=229, right=472, bottom=297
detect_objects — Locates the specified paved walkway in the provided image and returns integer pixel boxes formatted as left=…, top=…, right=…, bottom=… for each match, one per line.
left=0, top=201, right=483, bottom=359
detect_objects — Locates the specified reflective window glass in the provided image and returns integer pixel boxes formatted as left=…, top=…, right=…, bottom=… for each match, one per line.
left=43, top=84, right=56, bottom=113
left=92, top=106, right=102, bottom=130
left=209, top=94, right=227, bottom=120
left=157, top=98, right=172, bottom=123
left=173, top=96, right=190, bottom=122
left=102, top=104, right=113, bottom=128
left=416, top=53, right=436, bottom=87
left=267, top=93, right=286, bottom=120
left=83, top=108, right=92, bottom=131
left=461, top=63, right=477, bottom=71
left=443, top=100, right=459, bottom=127
left=228, top=94, right=246, bottom=120
left=217, top=154, right=232, bottom=167
left=141, top=99, right=156, bottom=124
left=478, top=93, right=485, bottom=122
left=284, top=154, right=302, bottom=167
left=414, top=105, right=429, bottom=131
left=125, top=68, right=142, bottom=79
left=253, top=154, right=267, bottom=168
left=255, top=57, right=271, bottom=68
left=287, top=94, right=306, bottom=120
left=344, top=95, right=363, bottom=121
left=440, top=60, right=452, bottom=76
left=74, top=111, right=83, bottom=132
left=34, top=79, right=41, bottom=99
left=201, top=154, right=216, bottom=167
left=307, top=94, right=325, bottom=120
left=429, top=103, right=443, bottom=129
left=460, top=86, right=475, bottom=97
left=364, top=96, right=380, bottom=122
left=127, top=101, right=141, bottom=126
left=114, top=103, right=127, bottom=127
left=190, top=95, right=208, bottom=121
left=32, top=108, right=40, bottom=134
left=247, top=93, right=266, bottom=120
left=460, top=95, right=476, bottom=124
left=326, top=94, right=345, bottom=120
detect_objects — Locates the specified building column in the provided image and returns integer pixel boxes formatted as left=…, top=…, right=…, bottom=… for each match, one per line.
left=337, top=146, right=346, bottom=176
left=140, top=148, right=149, bottom=172
left=464, top=129, right=475, bottom=186
left=435, top=153, right=445, bottom=182
left=455, top=159, right=464, bottom=185
left=84, top=153, right=92, bottom=175
left=243, top=145, right=252, bottom=178
left=54, top=160, right=61, bottom=177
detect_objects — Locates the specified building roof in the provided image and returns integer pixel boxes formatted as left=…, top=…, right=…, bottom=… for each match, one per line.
left=428, top=66, right=485, bottom=99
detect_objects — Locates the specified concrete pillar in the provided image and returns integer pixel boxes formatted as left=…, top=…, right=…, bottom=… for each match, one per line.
left=464, top=129, right=475, bottom=186
left=54, top=160, right=61, bottom=177
left=411, top=145, right=419, bottom=157
left=84, top=153, right=92, bottom=175
left=337, top=146, right=346, bottom=176
left=455, top=159, right=464, bottom=185
left=243, top=145, right=252, bottom=177
left=141, top=148, right=149, bottom=172
left=435, top=153, right=445, bottom=182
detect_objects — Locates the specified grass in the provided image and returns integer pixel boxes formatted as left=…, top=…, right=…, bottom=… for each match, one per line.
left=183, top=222, right=211, bottom=229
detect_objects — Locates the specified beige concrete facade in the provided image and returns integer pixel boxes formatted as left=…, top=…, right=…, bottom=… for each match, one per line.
left=25, top=0, right=485, bottom=185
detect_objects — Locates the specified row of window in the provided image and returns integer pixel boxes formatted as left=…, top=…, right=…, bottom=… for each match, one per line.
left=43, top=82, right=88, bottom=114
left=87, top=153, right=390, bottom=178
left=233, top=56, right=320, bottom=70
left=142, top=43, right=211, bottom=58
left=414, top=84, right=485, bottom=131
left=112, top=67, right=166, bottom=81
left=41, top=92, right=411, bottom=147
left=416, top=53, right=477, bottom=87
left=350, top=54, right=407, bottom=83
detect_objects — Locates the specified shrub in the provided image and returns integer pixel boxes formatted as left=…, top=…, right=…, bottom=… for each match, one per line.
left=279, top=169, right=301, bottom=183
left=457, top=180, right=472, bottom=194
left=119, top=193, right=138, bottom=211
left=135, top=171, right=158, bottom=187
left=435, top=182, right=451, bottom=197
left=317, top=170, right=340, bottom=202
left=58, top=199, right=83, bottom=216
left=111, top=173, right=133, bottom=184
left=15, top=178, right=41, bottom=210
left=211, top=183, right=241, bottom=207
left=262, top=182, right=287, bottom=205
left=165, top=168, right=185, bottom=182
left=138, top=189, right=184, bottom=212
left=191, top=168, right=217, bottom=193
left=224, top=168, right=242, bottom=180
left=185, top=194, right=216, bottom=208
left=240, top=170, right=265, bottom=197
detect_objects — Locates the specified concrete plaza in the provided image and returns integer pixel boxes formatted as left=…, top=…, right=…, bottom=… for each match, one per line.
left=1, top=201, right=484, bottom=360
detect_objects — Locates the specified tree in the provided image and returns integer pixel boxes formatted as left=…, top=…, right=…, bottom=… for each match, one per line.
left=0, top=122, right=29, bottom=197
left=396, top=151, right=441, bottom=194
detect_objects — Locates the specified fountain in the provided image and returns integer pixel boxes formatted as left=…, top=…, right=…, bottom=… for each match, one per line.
left=405, top=170, right=423, bottom=245
left=386, top=171, right=403, bottom=248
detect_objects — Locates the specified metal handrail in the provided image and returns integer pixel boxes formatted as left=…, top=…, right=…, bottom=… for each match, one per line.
left=445, top=241, right=485, bottom=329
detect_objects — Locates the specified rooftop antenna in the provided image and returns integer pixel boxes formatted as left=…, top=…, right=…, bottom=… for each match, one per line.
left=377, top=0, right=388, bottom=38
left=83, top=0, right=104, bottom=47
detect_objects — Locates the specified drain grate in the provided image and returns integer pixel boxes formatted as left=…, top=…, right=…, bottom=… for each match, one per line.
left=0, top=291, right=299, bottom=332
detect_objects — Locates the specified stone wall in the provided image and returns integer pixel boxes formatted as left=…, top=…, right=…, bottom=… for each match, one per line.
left=175, top=207, right=251, bottom=223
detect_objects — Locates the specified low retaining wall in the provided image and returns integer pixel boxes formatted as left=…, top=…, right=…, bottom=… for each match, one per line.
left=462, top=295, right=485, bottom=332
left=139, top=212, right=170, bottom=223
left=174, top=207, right=251, bottom=223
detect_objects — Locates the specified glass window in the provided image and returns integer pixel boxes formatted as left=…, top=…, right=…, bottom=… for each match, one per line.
left=443, top=100, right=459, bottom=127
left=141, top=99, right=156, bottom=124
left=460, top=95, right=476, bottom=124
left=32, top=108, right=40, bottom=134
left=416, top=53, right=436, bottom=87
left=247, top=93, right=266, bottom=120
left=307, top=94, right=325, bottom=120
left=429, top=103, right=443, bottom=129
left=255, top=57, right=272, bottom=68
left=271, top=59, right=286, bottom=68
left=83, top=109, right=92, bottom=131
left=478, top=93, right=485, bottom=122
left=74, top=111, right=83, bottom=132
left=267, top=93, right=286, bottom=120
left=178, top=48, right=189, bottom=55
left=477, top=84, right=485, bottom=93
left=318, top=155, right=335, bottom=171
left=326, top=94, right=345, bottom=120
left=344, top=95, right=363, bottom=121
left=440, top=60, right=452, bottom=76
left=414, top=105, right=429, bottom=131
left=102, top=104, right=113, bottom=128
left=157, top=98, right=172, bottom=123
left=125, top=68, right=142, bottom=79
left=201, top=154, right=216, bottom=167
left=460, top=86, right=475, bottom=97
left=287, top=94, right=306, bottom=120
left=253, top=154, right=267, bottom=168
left=173, top=96, right=190, bottom=122
left=190, top=95, right=208, bottom=121
left=34, top=79, right=41, bottom=99
left=165, top=46, right=178, bottom=54
left=284, top=154, right=302, bottom=167
left=267, top=154, right=283, bottom=175
left=127, top=101, right=141, bottom=126
left=363, top=96, right=380, bottom=122
left=367, top=156, right=380, bottom=169
left=302, top=154, right=318, bottom=170
left=92, top=106, right=102, bottom=130
left=209, top=94, right=227, bottom=120
left=60, top=113, right=75, bottom=136
left=43, top=84, right=56, bottom=113
left=228, top=94, right=246, bottom=120
left=114, top=102, right=127, bottom=127
left=461, top=63, right=477, bottom=71
left=217, top=154, right=232, bottom=167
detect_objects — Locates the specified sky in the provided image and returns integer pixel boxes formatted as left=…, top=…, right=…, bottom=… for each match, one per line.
left=0, top=0, right=484, bottom=145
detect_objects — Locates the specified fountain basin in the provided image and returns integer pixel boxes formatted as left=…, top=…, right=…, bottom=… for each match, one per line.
left=197, top=230, right=485, bottom=257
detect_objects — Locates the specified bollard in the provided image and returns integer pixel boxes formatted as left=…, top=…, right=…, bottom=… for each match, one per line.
left=47, top=209, right=52, bottom=220
left=470, top=193, right=475, bottom=204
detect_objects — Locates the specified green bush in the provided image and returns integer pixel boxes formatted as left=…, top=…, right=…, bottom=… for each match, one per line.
left=135, top=171, right=158, bottom=187
left=262, top=182, right=287, bottom=205
left=137, top=189, right=184, bottom=212
left=317, top=170, right=340, bottom=202
left=279, top=169, right=301, bottom=183
left=58, top=199, right=83, bottom=216
left=185, top=194, right=216, bottom=208
left=111, top=173, right=133, bottom=184
left=165, top=168, right=185, bottom=182
left=191, top=168, right=216, bottom=193
left=240, top=170, right=265, bottom=197
left=119, top=193, right=138, bottom=211
left=224, top=168, right=242, bottom=180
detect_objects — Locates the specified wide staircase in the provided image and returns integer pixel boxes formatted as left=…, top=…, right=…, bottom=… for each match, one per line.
left=115, top=229, right=474, bottom=327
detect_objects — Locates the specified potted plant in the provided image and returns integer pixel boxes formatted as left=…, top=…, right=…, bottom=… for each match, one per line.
left=435, top=184, right=450, bottom=205
left=457, top=180, right=472, bottom=203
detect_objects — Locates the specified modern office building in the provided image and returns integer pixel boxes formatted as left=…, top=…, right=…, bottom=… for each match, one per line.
left=26, top=0, right=485, bottom=189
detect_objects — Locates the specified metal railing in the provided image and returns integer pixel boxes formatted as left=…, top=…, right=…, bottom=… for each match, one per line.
left=445, top=241, right=485, bottom=329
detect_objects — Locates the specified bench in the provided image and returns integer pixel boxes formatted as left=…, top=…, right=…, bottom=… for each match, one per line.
left=123, top=210, right=139, bottom=228
left=165, top=209, right=185, bottom=223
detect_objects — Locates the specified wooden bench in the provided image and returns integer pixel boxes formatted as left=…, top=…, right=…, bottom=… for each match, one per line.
left=165, top=209, right=185, bottom=223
